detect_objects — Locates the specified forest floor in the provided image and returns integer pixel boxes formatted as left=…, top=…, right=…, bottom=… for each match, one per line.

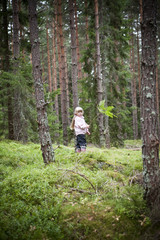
left=0, top=139, right=159, bottom=240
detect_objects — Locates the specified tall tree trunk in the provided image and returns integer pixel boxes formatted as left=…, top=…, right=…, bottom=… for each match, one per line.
left=131, top=30, right=138, bottom=139
left=141, top=0, right=159, bottom=206
left=28, top=0, right=54, bottom=164
left=52, top=18, right=59, bottom=140
left=55, top=4, right=62, bottom=90
left=41, top=47, right=45, bottom=83
left=99, top=0, right=110, bottom=148
left=83, top=0, right=89, bottom=79
left=139, top=0, right=143, bottom=24
left=12, top=0, right=24, bottom=141
left=102, top=51, right=110, bottom=148
left=64, top=46, right=70, bottom=119
left=74, top=0, right=82, bottom=80
left=156, top=47, right=159, bottom=139
left=46, top=22, right=52, bottom=92
left=2, top=0, right=14, bottom=140
left=95, top=0, right=105, bottom=146
left=137, top=19, right=141, bottom=96
left=85, top=0, right=89, bottom=45
left=19, top=0, right=25, bottom=59
left=57, top=0, right=68, bottom=145
left=69, top=0, right=78, bottom=109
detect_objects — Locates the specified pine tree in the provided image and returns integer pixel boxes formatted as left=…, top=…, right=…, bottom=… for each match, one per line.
left=52, top=17, right=60, bottom=140
left=57, top=0, right=68, bottom=145
left=28, top=0, right=55, bottom=164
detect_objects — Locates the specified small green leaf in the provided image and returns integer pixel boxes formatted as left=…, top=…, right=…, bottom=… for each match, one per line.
left=98, top=100, right=117, bottom=118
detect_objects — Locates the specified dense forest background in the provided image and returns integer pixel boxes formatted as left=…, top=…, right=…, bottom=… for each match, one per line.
left=0, top=1, right=160, bottom=239
left=1, top=0, right=159, bottom=147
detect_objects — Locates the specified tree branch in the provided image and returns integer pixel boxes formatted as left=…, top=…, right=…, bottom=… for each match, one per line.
left=57, top=168, right=96, bottom=192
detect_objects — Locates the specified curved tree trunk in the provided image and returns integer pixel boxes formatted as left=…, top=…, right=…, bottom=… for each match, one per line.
left=28, top=0, right=55, bottom=164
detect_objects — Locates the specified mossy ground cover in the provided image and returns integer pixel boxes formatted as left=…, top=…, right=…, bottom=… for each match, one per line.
left=0, top=140, right=152, bottom=239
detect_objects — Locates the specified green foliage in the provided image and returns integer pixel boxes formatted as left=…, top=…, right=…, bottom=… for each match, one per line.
left=0, top=140, right=151, bottom=240
left=0, top=57, right=40, bottom=142
left=98, top=100, right=116, bottom=118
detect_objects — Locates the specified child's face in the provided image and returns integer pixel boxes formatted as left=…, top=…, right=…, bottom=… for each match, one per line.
left=77, top=110, right=83, bottom=117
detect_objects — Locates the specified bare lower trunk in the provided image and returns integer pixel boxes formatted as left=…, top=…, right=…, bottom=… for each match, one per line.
left=28, top=0, right=54, bottom=164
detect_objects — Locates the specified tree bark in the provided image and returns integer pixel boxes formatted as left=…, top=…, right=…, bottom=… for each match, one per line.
left=2, top=0, right=14, bottom=140
left=57, top=0, right=68, bottom=145
left=64, top=46, right=70, bottom=120
left=74, top=0, right=82, bottom=80
left=55, top=4, right=62, bottom=91
left=156, top=47, right=159, bottom=140
left=95, top=0, right=105, bottom=146
left=69, top=0, right=79, bottom=110
left=131, top=30, right=138, bottom=140
left=52, top=18, right=60, bottom=140
left=85, top=0, right=89, bottom=45
left=137, top=18, right=141, bottom=96
left=141, top=0, right=159, bottom=206
left=46, top=22, right=52, bottom=92
left=28, top=0, right=55, bottom=164
left=99, top=0, right=110, bottom=148
left=12, top=0, right=24, bottom=142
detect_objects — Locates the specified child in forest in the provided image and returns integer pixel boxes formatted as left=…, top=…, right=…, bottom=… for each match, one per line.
left=70, top=107, right=90, bottom=153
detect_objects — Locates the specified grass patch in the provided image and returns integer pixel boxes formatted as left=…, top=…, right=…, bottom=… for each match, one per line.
left=0, top=140, right=152, bottom=240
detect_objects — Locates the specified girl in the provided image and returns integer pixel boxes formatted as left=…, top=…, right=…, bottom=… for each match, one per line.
left=70, top=107, right=90, bottom=152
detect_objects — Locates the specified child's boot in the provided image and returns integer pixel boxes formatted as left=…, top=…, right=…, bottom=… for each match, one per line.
left=81, top=146, right=86, bottom=152
left=75, top=148, right=81, bottom=153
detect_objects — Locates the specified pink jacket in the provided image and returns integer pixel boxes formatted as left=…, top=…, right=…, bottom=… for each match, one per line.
left=74, top=116, right=88, bottom=136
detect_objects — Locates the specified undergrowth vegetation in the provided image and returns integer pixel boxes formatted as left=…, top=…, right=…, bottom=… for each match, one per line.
left=0, top=140, right=153, bottom=240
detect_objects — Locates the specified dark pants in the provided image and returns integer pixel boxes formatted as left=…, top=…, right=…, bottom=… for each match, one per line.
left=75, top=134, right=86, bottom=151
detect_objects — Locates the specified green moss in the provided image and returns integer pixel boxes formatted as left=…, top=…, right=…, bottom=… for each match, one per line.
left=0, top=140, right=150, bottom=240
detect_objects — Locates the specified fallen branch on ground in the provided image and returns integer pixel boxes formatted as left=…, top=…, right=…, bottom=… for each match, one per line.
left=57, top=168, right=96, bottom=192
